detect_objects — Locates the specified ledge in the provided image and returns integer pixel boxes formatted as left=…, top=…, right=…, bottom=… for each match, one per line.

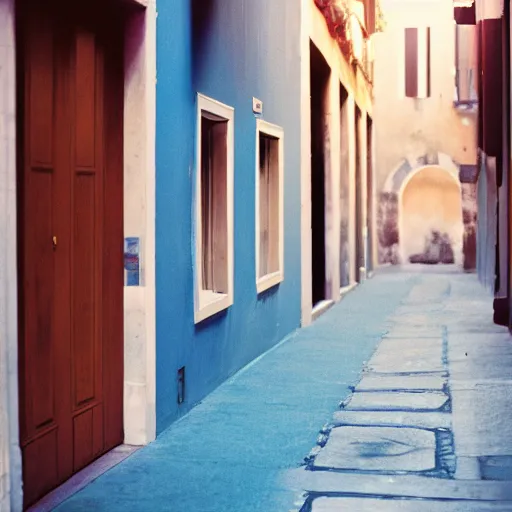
left=256, top=271, right=283, bottom=294
left=312, top=299, right=335, bottom=321
left=453, top=100, right=478, bottom=112
left=194, top=291, right=233, bottom=324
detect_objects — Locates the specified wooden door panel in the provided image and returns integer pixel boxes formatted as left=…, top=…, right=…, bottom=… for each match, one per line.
left=72, top=172, right=101, bottom=407
left=75, top=30, right=97, bottom=170
left=24, top=169, right=55, bottom=432
left=27, top=19, right=54, bottom=168
left=73, top=404, right=104, bottom=472
left=71, top=27, right=104, bottom=419
left=23, top=428, right=59, bottom=504
left=20, top=11, right=57, bottom=444
left=18, top=2, right=124, bottom=506
left=18, top=10, right=62, bottom=505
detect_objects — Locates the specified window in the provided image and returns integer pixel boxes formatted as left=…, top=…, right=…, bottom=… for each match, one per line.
left=405, top=27, right=431, bottom=98
left=455, top=24, right=478, bottom=105
left=255, top=120, right=284, bottom=293
left=194, top=94, right=234, bottom=323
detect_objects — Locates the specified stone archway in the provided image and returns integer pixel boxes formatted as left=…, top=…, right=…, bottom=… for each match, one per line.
left=377, top=152, right=474, bottom=266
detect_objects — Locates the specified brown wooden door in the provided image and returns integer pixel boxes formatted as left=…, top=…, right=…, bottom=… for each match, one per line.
left=17, top=1, right=124, bottom=507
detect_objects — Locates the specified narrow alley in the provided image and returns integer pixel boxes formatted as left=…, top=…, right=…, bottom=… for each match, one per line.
left=31, top=267, right=512, bottom=511
left=2, top=0, right=512, bottom=509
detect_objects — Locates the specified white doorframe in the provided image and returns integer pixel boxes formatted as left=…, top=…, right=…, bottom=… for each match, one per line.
left=0, top=0, right=22, bottom=508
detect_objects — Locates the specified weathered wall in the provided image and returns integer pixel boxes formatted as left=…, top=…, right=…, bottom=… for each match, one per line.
left=373, top=0, right=477, bottom=267
left=301, top=0, right=375, bottom=325
left=374, top=0, right=477, bottom=188
left=400, top=167, right=463, bottom=265
left=155, top=0, right=302, bottom=432
left=0, top=0, right=22, bottom=509
left=473, top=0, right=506, bottom=315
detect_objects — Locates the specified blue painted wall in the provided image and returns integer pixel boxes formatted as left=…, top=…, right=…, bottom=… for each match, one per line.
left=155, top=0, right=302, bottom=432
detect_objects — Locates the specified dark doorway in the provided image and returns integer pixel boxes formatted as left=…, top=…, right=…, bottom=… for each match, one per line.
left=339, top=84, right=350, bottom=288
left=16, top=0, right=125, bottom=506
left=310, top=42, right=330, bottom=306
left=355, top=107, right=364, bottom=282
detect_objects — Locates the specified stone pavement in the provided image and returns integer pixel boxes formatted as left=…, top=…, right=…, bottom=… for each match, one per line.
left=291, top=266, right=512, bottom=511
left=49, top=267, right=512, bottom=512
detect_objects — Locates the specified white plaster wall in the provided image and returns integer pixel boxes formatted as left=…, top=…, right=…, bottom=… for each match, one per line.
left=373, top=0, right=477, bottom=190
left=0, top=0, right=22, bottom=509
left=123, top=1, right=157, bottom=446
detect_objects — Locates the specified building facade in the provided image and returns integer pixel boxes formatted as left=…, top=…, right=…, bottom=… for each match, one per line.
left=473, top=0, right=511, bottom=326
left=155, top=0, right=303, bottom=433
left=301, top=0, right=379, bottom=326
left=374, top=0, right=478, bottom=270
left=0, top=0, right=378, bottom=509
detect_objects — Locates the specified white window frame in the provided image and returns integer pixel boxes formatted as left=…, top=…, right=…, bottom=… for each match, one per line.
left=194, top=94, right=234, bottom=324
left=255, top=119, right=284, bottom=294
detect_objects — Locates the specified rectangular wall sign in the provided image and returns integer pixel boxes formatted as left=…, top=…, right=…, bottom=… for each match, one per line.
left=124, top=236, right=140, bottom=286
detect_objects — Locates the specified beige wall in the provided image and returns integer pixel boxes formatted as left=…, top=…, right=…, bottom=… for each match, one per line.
left=373, top=0, right=477, bottom=266
left=400, top=166, right=463, bottom=264
left=373, top=0, right=477, bottom=191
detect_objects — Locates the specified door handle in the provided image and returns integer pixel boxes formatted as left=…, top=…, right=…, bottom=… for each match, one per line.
left=52, top=236, right=57, bottom=250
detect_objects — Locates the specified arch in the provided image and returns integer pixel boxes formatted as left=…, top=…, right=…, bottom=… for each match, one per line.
left=399, top=166, right=464, bottom=266
left=378, top=152, right=465, bottom=266
left=383, top=151, right=460, bottom=194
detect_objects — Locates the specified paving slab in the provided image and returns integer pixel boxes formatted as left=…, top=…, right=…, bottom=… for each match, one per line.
left=344, top=391, right=449, bottom=411
left=366, top=343, right=444, bottom=374
left=480, top=456, right=512, bottom=481
left=332, top=410, right=451, bottom=429
left=286, top=467, right=512, bottom=501
left=455, top=456, right=481, bottom=480
left=451, top=383, right=512, bottom=456
left=311, top=497, right=512, bottom=511
left=356, top=374, right=445, bottom=391
left=449, top=333, right=512, bottom=381
left=375, top=336, right=443, bottom=356
left=366, top=359, right=444, bottom=374
left=374, top=342, right=444, bottom=361
left=386, top=314, right=441, bottom=327
left=395, top=305, right=444, bottom=315
left=383, top=328, right=443, bottom=338
left=313, top=426, right=436, bottom=472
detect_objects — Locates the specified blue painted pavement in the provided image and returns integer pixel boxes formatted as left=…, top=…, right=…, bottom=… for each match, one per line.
left=55, top=272, right=416, bottom=512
